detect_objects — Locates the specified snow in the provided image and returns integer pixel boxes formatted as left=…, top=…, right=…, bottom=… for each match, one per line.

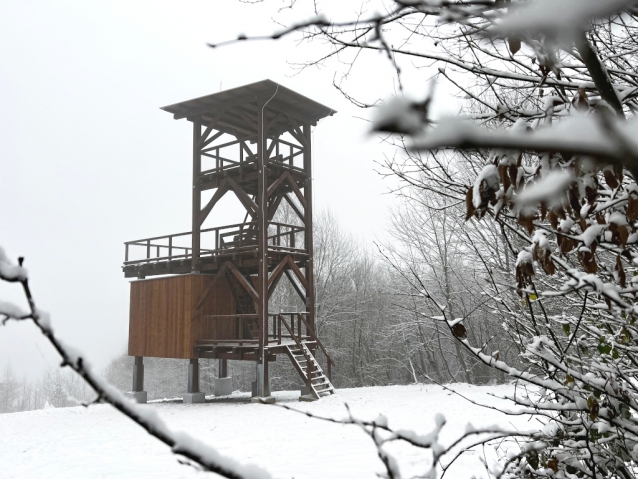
left=415, top=113, right=638, bottom=159
left=472, top=164, right=499, bottom=209
left=575, top=224, right=606, bottom=247
left=0, top=384, right=529, bottom=479
left=515, top=170, right=572, bottom=208
left=0, top=246, right=28, bottom=282
left=494, top=0, right=633, bottom=40
left=516, top=250, right=533, bottom=267
left=373, top=97, right=423, bottom=134
left=0, top=300, right=28, bottom=319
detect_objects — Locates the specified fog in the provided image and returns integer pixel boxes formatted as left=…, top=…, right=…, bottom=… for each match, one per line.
left=0, top=0, right=455, bottom=379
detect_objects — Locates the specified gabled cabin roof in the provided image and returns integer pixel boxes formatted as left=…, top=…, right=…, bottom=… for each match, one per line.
left=160, top=79, right=335, bottom=138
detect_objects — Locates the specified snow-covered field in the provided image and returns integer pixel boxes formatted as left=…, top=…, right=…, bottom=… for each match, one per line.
left=1, top=384, right=529, bottom=479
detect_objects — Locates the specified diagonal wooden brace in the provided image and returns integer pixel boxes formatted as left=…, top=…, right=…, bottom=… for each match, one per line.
left=199, top=181, right=229, bottom=227
left=226, top=176, right=258, bottom=217
left=195, top=261, right=259, bottom=310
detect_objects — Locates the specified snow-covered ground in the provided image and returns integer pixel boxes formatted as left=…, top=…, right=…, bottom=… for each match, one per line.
left=1, top=384, right=530, bottom=479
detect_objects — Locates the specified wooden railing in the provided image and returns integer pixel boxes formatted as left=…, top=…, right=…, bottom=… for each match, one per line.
left=273, top=313, right=335, bottom=381
left=192, top=312, right=335, bottom=380
left=197, top=137, right=306, bottom=180
left=123, top=221, right=304, bottom=266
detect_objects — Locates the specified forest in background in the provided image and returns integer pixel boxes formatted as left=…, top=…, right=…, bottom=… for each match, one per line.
left=1, top=195, right=516, bottom=411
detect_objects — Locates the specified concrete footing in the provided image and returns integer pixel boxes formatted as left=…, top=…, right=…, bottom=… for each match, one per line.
left=126, top=391, right=147, bottom=403
left=183, top=392, right=206, bottom=404
left=250, top=396, right=276, bottom=404
left=300, top=385, right=311, bottom=396
left=252, top=379, right=272, bottom=397
left=214, top=377, right=233, bottom=396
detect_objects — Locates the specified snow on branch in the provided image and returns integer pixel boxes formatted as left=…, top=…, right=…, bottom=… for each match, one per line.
left=493, top=0, right=638, bottom=39
left=412, top=113, right=638, bottom=163
left=0, top=250, right=270, bottom=479
left=265, top=400, right=536, bottom=479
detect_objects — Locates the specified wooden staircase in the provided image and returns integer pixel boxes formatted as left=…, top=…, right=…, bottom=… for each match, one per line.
left=285, top=342, right=335, bottom=401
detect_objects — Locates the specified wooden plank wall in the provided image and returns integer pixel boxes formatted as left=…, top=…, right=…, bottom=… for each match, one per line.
left=128, top=274, right=235, bottom=359
left=191, top=274, right=236, bottom=345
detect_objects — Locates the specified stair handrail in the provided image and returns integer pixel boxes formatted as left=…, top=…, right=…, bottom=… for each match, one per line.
left=294, top=314, right=335, bottom=380
left=277, top=314, right=315, bottom=394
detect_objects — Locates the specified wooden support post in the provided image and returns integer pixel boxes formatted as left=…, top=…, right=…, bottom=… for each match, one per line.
left=219, top=358, right=228, bottom=378
left=303, top=123, right=315, bottom=333
left=256, top=101, right=269, bottom=398
left=263, top=356, right=271, bottom=397
left=133, top=356, right=144, bottom=392
left=188, top=358, right=199, bottom=393
left=192, top=119, right=202, bottom=272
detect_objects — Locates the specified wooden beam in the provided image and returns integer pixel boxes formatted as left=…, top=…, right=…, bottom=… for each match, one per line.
left=284, top=269, right=306, bottom=304
left=192, top=120, right=202, bottom=272
left=195, top=263, right=231, bottom=309
left=196, top=112, right=224, bottom=148
left=226, top=262, right=259, bottom=302
left=236, top=107, right=258, bottom=129
left=227, top=176, right=258, bottom=217
left=283, top=171, right=307, bottom=209
left=267, top=171, right=306, bottom=210
left=266, top=134, right=280, bottom=159
left=200, top=130, right=224, bottom=150
left=268, top=195, right=284, bottom=220
left=266, top=172, right=288, bottom=199
left=268, top=256, right=292, bottom=290
left=266, top=112, right=281, bottom=132
left=284, top=115, right=309, bottom=148
left=287, top=257, right=308, bottom=290
left=283, top=194, right=305, bottom=223
left=198, top=182, right=228, bottom=226
left=239, top=140, right=255, bottom=159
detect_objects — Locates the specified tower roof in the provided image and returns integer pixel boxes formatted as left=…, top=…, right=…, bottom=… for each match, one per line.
left=160, top=80, right=335, bottom=138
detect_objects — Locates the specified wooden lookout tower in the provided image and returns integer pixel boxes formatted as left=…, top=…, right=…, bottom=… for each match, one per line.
left=123, top=80, right=336, bottom=403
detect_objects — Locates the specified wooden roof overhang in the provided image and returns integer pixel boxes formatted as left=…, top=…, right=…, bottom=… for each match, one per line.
left=160, top=79, right=336, bottom=140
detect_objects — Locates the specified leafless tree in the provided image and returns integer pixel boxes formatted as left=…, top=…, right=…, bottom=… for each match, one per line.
left=215, top=0, right=638, bottom=476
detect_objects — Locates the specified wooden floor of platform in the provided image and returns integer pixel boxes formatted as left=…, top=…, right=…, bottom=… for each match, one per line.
left=123, top=249, right=308, bottom=278
left=195, top=339, right=317, bottom=360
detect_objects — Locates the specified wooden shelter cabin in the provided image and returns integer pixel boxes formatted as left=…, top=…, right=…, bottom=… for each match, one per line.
left=123, top=80, right=336, bottom=403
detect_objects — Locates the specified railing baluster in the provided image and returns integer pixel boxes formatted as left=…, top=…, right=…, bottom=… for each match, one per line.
left=125, top=244, right=129, bottom=262
left=168, top=237, right=172, bottom=261
left=146, top=239, right=150, bottom=259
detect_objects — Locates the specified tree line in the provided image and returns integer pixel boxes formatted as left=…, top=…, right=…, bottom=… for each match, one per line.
left=2, top=200, right=513, bottom=409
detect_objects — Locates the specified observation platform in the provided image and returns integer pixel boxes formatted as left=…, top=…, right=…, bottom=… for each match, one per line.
left=122, top=221, right=305, bottom=279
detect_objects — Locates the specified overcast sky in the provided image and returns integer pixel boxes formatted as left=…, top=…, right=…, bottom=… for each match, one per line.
left=0, top=0, right=456, bottom=379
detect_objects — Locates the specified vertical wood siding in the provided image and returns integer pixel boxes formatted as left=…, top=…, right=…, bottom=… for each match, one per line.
left=128, top=274, right=235, bottom=358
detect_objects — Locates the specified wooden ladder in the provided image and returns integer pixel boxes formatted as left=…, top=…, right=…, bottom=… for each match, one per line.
left=285, top=343, right=335, bottom=401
